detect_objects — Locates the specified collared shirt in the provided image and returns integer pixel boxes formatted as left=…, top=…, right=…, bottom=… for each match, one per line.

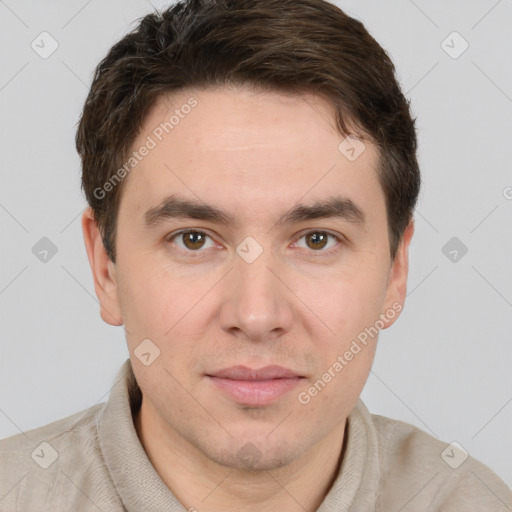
left=1, top=358, right=510, bottom=511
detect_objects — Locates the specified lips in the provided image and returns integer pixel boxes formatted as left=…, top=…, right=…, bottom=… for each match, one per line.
left=206, top=365, right=305, bottom=406
left=207, top=365, right=302, bottom=380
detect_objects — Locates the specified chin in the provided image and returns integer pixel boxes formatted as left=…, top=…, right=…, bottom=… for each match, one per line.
left=203, top=436, right=302, bottom=473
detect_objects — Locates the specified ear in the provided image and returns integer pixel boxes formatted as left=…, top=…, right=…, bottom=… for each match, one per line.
left=81, top=207, right=123, bottom=326
left=380, top=219, right=415, bottom=329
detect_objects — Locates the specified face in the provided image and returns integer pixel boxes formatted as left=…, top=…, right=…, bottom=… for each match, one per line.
left=83, top=85, right=413, bottom=472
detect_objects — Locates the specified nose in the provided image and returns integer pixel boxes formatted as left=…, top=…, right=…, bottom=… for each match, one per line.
left=219, top=249, right=294, bottom=342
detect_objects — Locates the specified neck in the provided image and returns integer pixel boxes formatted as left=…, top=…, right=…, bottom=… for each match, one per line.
left=134, top=398, right=347, bottom=512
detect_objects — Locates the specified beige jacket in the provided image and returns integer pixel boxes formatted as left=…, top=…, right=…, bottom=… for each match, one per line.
left=1, top=359, right=510, bottom=511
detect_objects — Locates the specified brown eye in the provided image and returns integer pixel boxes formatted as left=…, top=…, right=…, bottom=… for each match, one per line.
left=305, top=232, right=329, bottom=250
left=294, top=231, right=342, bottom=255
left=182, top=231, right=206, bottom=250
left=169, top=230, right=215, bottom=252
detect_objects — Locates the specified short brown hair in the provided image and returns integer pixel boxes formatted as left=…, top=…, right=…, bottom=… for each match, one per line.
left=76, top=0, right=420, bottom=263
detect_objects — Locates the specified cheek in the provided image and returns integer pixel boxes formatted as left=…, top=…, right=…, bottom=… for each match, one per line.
left=299, top=258, right=389, bottom=343
left=116, top=258, right=219, bottom=361
left=115, top=261, right=175, bottom=345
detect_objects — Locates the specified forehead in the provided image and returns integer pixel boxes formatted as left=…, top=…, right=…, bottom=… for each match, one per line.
left=145, top=85, right=359, bottom=155
left=118, top=85, right=384, bottom=229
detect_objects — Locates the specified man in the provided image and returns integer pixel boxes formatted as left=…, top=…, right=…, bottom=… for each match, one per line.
left=1, top=0, right=510, bottom=510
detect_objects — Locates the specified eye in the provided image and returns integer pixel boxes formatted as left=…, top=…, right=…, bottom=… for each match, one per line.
left=166, top=229, right=343, bottom=256
left=293, top=230, right=342, bottom=254
left=167, top=229, right=217, bottom=252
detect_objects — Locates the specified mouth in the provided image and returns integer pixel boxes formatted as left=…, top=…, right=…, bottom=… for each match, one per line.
left=205, top=365, right=306, bottom=406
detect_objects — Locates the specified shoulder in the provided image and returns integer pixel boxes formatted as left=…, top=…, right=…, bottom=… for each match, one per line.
left=0, top=402, right=101, bottom=449
left=0, top=403, right=123, bottom=511
left=362, top=407, right=512, bottom=511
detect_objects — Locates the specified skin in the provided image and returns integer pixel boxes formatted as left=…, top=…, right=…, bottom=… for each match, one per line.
left=82, top=84, right=414, bottom=511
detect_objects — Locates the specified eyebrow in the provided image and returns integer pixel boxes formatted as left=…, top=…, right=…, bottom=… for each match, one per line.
left=143, top=194, right=366, bottom=229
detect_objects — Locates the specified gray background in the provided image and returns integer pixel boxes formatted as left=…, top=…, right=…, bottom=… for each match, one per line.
left=0, top=0, right=511, bottom=487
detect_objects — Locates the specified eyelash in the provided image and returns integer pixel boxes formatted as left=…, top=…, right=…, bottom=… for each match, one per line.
left=165, top=229, right=343, bottom=257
